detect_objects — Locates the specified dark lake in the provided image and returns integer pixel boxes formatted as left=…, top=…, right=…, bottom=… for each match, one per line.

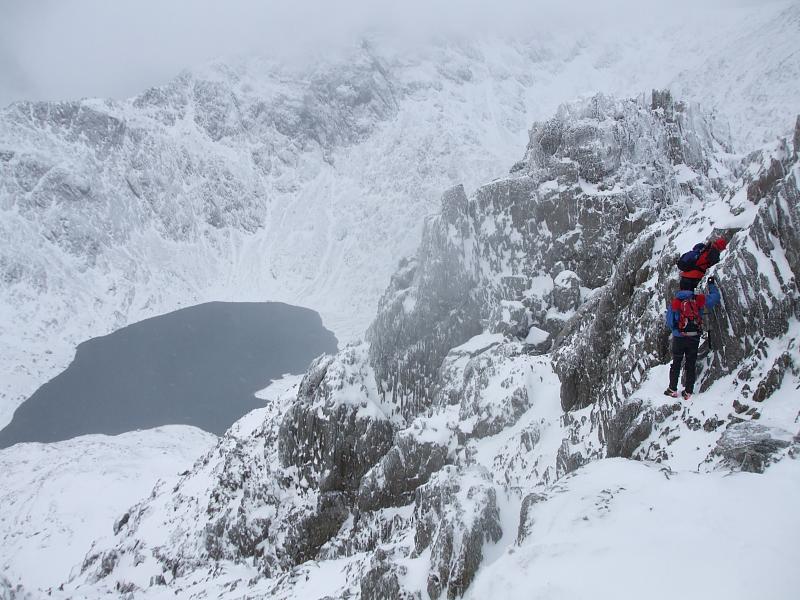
left=0, top=302, right=338, bottom=447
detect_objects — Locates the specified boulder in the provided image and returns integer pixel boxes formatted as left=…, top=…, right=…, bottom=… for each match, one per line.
left=711, top=422, right=793, bottom=473
left=361, top=548, right=421, bottom=600
left=551, top=269, right=581, bottom=313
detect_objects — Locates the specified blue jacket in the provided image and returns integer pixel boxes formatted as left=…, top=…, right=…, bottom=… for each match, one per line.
left=665, top=283, right=720, bottom=338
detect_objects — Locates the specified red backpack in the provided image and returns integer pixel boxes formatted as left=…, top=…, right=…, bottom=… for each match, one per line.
left=672, top=295, right=705, bottom=334
left=694, top=248, right=713, bottom=271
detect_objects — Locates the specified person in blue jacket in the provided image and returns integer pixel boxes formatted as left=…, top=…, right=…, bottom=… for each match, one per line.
left=664, top=276, right=721, bottom=401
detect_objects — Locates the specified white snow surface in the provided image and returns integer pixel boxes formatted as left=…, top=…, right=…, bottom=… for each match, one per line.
left=467, top=457, right=800, bottom=600
left=0, top=425, right=217, bottom=590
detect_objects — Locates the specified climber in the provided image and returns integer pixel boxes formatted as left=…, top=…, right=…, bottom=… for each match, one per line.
left=676, top=238, right=727, bottom=290
left=664, top=276, right=721, bottom=401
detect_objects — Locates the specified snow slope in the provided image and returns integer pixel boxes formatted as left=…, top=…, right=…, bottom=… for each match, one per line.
left=2, top=1, right=800, bottom=433
left=467, top=458, right=800, bottom=600
left=0, top=426, right=216, bottom=590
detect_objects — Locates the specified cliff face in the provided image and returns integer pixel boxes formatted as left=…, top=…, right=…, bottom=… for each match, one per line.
left=369, top=92, right=730, bottom=416
left=66, top=94, right=800, bottom=599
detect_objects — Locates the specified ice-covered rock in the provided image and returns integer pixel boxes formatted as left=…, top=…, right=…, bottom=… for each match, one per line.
left=357, top=423, right=450, bottom=512
left=368, top=184, right=483, bottom=419
left=0, top=576, right=34, bottom=600
left=279, top=345, right=395, bottom=493
left=711, top=422, right=794, bottom=473
left=413, top=466, right=502, bottom=600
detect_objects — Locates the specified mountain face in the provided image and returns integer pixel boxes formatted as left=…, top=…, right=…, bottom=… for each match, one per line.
left=2, top=2, right=800, bottom=434
left=2, top=4, right=800, bottom=598
left=60, top=92, right=800, bottom=599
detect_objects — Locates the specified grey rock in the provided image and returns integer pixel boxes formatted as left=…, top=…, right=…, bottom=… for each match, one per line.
left=703, top=417, right=726, bottom=432
left=551, top=270, right=581, bottom=313
left=283, top=491, right=350, bottom=565
left=361, top=548, right=421, bottom=600
left=279, top=351, right=394, bottom=492
left=368, top=184, right=483, bottom=419
left=556, top=438, right=586, bottom=477
left=712, top=422, right=793, bottom=473
left=358, top=427, right=450, bottom=512
left=517, top=492, right=547, bottom=542
left=702, top=149, right=800, bottom=389
left=553, top=232, right=660, bottom=413
left=491, top=300, right=530, bottom=338
left=606, top=399, right=679, bottom=458
left=414, top=466, right=502, bottom=600
left=752, top=352, right=796, bottom=403
left=745, top=145, right=789, bottom=203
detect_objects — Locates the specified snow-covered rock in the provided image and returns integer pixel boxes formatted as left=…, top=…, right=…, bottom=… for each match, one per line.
left=711, top=422, right=795, bottom=474
left=414, top=466, right=502, bottom=600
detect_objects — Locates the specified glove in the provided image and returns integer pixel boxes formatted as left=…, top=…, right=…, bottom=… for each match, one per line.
left=707, top=276, right=715, bottom=285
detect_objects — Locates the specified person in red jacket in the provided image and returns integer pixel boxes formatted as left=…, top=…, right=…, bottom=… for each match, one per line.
left=664, top=277, right=721, bottom=401
left=679, top=238, right=727, bottom=290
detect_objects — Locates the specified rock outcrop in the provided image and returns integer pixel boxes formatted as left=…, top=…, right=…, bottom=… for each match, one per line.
left=413, top=466, right=502, bottom=600
left=357, top=425, right=450, bottom=512
left=279, top=347, right=395, bottom=493
left=368, top=93, right=720, bottom=422
left=368, top=185, right=483, bottom=419
left=711, top=422, right=793, bottom=473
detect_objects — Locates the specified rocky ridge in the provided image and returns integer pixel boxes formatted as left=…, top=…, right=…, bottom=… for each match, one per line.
left=61, top=92, right=800, bottom=599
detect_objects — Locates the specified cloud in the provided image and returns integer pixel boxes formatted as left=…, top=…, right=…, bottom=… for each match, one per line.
left=0, top=0, right=781, bottom=107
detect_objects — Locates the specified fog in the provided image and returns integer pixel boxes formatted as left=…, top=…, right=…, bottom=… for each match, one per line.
left=0, top=0, right=780, bottom=107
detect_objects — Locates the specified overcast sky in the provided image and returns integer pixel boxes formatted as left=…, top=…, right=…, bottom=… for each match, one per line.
left=0, top=0, right=780, bottom=108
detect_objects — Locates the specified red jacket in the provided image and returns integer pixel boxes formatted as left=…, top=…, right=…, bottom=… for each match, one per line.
left=681, top=239, right=727, bottom=279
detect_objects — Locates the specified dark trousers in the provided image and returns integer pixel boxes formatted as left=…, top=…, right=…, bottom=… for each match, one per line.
left=669, top=336, right=700, bottom=393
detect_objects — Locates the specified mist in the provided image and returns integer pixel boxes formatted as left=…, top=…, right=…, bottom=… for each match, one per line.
left=0, top=0, right=781, bottom=107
